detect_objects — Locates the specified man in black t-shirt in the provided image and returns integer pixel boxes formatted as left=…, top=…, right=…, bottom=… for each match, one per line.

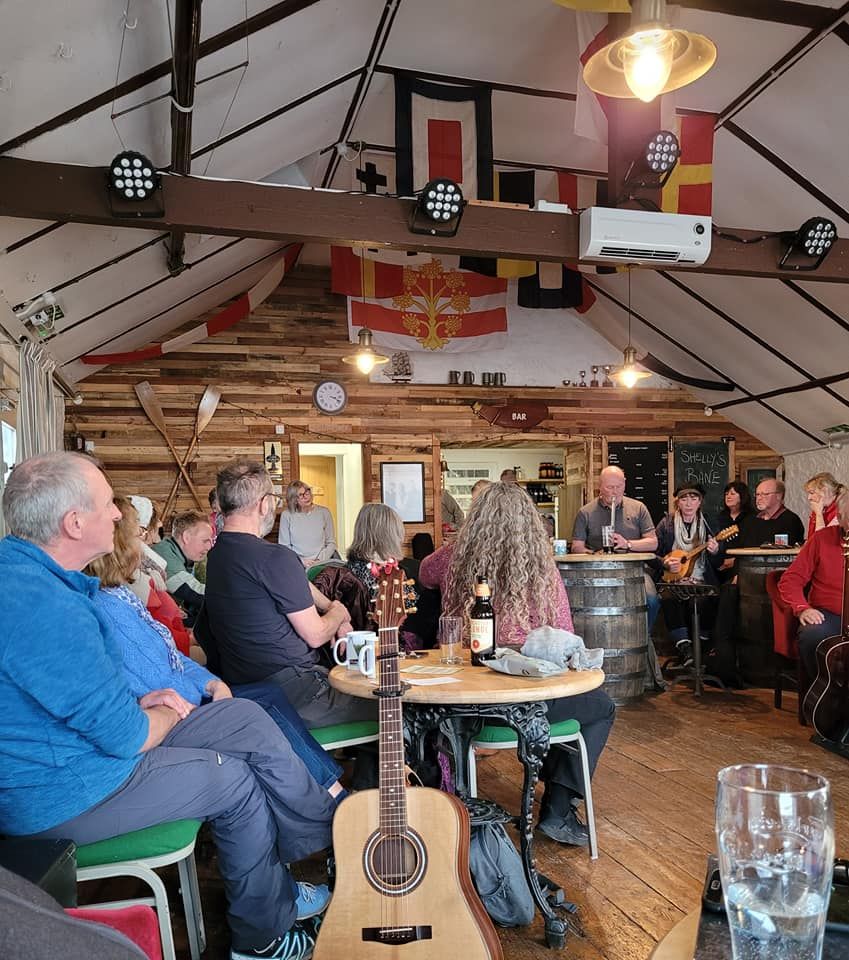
left=203, top=459, right=376, bottom=728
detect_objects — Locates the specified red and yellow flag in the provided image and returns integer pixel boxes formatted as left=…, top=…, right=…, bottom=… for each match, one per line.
left=661, top=114, right=716, bottom=216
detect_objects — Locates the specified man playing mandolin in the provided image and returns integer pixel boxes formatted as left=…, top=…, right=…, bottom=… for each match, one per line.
left=652, top=483, right=724, bottom=664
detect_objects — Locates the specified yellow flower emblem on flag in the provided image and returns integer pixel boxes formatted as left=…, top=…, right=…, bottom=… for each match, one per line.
left=392, top=258, right=470, bottom=350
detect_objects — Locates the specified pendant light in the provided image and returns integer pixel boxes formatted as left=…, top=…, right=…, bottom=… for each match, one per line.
left=582, top=0, right=717, bottom=103
left=611, top=269, right=651, bottom=389
left=341, top=248, right=389, bottom=375
left=342, top=326, right=390, bottom=374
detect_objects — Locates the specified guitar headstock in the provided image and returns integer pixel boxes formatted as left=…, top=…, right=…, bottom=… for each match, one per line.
left=370, top=559, right=417, bottom=630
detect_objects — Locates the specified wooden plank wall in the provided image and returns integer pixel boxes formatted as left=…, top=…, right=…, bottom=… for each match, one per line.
left=70, top=265, right=776, bottom=540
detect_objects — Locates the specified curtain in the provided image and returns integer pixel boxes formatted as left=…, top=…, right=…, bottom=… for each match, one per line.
left=17, top=340, right=65, bottom=461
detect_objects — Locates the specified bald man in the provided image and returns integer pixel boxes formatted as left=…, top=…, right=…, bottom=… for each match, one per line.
left=571, top=466, right=658, bottom=555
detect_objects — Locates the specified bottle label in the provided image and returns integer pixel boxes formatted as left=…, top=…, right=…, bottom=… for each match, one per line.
left=470, top=619, right=494, bottom=653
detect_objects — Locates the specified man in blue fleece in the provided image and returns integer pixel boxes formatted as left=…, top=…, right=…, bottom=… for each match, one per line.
left=0, top=452, right=335, bottom=960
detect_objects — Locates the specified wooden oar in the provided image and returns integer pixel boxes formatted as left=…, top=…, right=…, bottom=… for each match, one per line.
left=163, top=385, right=221, bottom=518
left=134, top=380, right=204, bottom=509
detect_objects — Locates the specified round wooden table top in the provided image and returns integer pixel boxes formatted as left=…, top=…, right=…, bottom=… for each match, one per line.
left=329, top=648, right=605, bottom=705
left=555, top=552, right=656, bottom=562
left=649, top=911, right=699, bottom=960
left=726, top=546, right=802, bottom=557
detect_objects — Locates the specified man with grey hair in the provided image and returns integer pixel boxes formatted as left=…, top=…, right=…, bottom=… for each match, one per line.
left=152, top=509, right=213, bottom=624
left=202, top=459, right=376, bottom=729
left=0, top=452, right=337, bottom=960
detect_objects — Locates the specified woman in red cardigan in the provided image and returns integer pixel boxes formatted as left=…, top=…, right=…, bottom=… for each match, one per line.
left=778, top=490, right=847, bottom=679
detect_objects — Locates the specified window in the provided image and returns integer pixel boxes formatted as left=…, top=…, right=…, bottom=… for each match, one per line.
left=445, top=464, right=495, bottom=513
left=1, top=421, right=14, bottom=483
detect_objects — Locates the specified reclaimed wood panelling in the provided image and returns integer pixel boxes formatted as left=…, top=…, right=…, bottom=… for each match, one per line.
left=69, top=266, right=775, bottom=537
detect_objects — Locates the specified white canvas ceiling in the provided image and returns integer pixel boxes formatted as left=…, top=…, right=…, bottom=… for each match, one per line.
left=0, top=0, right=847, bottom=453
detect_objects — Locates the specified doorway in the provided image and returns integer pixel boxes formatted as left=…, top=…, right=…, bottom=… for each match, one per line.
left=297, top=442, right=364, bottom=555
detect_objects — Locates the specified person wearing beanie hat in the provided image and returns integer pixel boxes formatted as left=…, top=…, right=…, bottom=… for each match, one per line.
left=651, top=482, right=724, bottom=668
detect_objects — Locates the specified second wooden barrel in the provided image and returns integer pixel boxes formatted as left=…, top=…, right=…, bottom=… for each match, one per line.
left=557, top=556, right=648, bottom=704
left=736, top=551, right=797, bottom=687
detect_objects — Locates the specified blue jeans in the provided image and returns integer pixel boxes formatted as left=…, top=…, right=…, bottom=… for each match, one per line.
left=232, top=679, right=343, bottom=790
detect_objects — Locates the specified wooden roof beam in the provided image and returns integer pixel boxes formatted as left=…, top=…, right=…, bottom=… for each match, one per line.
left=0, top=157, right=847, bottom=283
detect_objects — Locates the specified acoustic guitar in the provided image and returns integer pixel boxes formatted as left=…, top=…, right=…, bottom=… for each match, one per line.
left=313, top=561, right=502, bottom=960
left=803, top=532, right=849, bottom=742
left=662, top=524, right=739, bottom=583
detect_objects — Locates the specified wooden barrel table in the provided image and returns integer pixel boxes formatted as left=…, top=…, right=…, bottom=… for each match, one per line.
left=556, top=553, right=654, bottom=705
left=727, top=547, right=801, bottom=686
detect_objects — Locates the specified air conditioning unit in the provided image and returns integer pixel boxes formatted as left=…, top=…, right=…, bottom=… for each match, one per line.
left=579, top=207, right=712, bottom=266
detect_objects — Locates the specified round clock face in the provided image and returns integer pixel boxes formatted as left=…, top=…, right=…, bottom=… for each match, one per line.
left=312, top=380, right=347, bottom=415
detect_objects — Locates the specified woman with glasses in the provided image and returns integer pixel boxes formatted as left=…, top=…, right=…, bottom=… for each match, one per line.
left=652, top=483, right=724, bottom=666
left=277, top=480, right=339, bottom=568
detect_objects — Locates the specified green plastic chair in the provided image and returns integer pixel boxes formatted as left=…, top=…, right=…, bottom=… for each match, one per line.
left=76, top=819, right=205, bottom=960
left=311, top=720, right=379, bottom=751
left=467, top=718, right=598, bottom=860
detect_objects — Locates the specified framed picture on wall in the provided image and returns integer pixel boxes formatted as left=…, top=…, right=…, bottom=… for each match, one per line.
left=380, top=462, right=425, bottom=523
left=262, top=440, right=285, bottom=480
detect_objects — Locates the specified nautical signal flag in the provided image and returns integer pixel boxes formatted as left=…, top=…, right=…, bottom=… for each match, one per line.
left=331, top=247, right=508, bottom=353
left=395, top=74, right=493, bottom=199
left=661, top=114, right=716, bottom=215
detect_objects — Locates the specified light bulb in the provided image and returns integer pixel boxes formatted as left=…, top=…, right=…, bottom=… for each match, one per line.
left=620, top=367, right=640, bottom=389
left=622, top=29, right=675, bottom=103
left=356, top=352, right=376, bottom=374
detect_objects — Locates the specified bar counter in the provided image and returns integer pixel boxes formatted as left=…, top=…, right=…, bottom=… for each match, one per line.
left=726, top=546, right=801, bottom=685
left=555, top=553, right=655, bottom=704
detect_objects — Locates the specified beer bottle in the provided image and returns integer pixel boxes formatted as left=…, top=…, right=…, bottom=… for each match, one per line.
left=470, top=576, right=497, bottom=666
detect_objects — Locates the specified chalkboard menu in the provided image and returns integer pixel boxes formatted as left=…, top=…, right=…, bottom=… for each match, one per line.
left=606, top=440, right=670, bottom=526
left=673, top=440, right=731, bottom=530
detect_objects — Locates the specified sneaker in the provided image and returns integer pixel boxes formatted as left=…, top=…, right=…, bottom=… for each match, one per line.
left=675, top=638, right=694, bottom=667
left=295, top=882, right=331, bottom=919
left=230, top=916, right=320, bottom=960
left=537, top=807, right=590, bottom=846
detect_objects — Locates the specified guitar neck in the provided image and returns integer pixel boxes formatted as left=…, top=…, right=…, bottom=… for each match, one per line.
left=842, top=533, right=849, bottom=634
left=377, top=626, right=408, bottom=835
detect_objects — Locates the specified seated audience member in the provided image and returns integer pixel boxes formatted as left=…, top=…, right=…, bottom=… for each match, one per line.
left=441, top=487, right=464, bottom=529
left=209, top=488, right=224, bottom=543
left=744, top=479, right=805, bottom=546
left=0, top=452, right=336, bottom=960
left=470, top=478, right=492, bottom=501
left=499, top=468, right=517, bottom=483
left=652, top=484, right=723, bottom=665
left=84, top=517, right=344, bottom=800
left=346, top=503, right=426, bottom=651
left=277, top=480, right=338, bottom=568
left=130, top=495, right=162, bottom=546
left=438, top=481, right=615, bottom=846
left=152, top=510, right=212, bottom=624
left=716, top=481, right=755, bottom=584
left=419, top=478, right=490, bottom=594
left=804, top=472, right=843, bottom=539
left=202, top=459, right=375, bottom=729
left=778, top=490, right=848, bottom=681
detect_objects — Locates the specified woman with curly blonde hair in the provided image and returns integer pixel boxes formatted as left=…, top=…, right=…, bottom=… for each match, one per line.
left=804, top=472, right=844, bottom=538
left=421, top=482, right=615, bottom=848
left=439, top=482, right=570, bottom=644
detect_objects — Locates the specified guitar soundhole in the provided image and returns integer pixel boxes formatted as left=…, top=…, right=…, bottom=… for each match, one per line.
left=363, top=828, right=427, bottom=896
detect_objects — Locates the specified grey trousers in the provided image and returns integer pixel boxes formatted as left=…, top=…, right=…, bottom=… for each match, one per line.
left=33, top=698, right=336, bottom=951
left=264, top=663, right=377, bottom=729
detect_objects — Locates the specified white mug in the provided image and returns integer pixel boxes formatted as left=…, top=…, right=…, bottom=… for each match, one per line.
left=358, top=638, right=378, bottom=679
left=332, top=631, right=376, bottom=670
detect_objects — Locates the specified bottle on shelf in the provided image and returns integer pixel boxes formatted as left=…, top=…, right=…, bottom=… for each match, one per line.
left=470, top=576, right=497, bottom=666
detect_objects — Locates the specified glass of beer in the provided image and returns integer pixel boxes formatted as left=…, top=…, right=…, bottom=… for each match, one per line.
left=716, top=764, right=834, bottom=960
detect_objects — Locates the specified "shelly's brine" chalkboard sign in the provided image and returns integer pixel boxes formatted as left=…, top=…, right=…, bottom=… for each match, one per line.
left=672, top=440, right=733, bottom=530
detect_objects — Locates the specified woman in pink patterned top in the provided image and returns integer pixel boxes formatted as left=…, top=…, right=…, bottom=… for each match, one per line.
left=423, top=481, right=614, bottom=847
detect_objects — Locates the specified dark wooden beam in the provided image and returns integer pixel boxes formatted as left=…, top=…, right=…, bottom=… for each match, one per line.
left=167, top=0, right=203, bottom=277
left=0, top=0, right=321, bottom=155
left=677, top=0, right=835, bottom=29
left=1, top=157, right=847, bottom=282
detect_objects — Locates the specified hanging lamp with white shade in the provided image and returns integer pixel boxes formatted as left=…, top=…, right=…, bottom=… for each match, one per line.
left=582, top=0, right=717, bottom=103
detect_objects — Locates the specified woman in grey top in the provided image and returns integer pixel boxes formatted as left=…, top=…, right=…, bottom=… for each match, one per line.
left=277, top=480, right=338, bottom=567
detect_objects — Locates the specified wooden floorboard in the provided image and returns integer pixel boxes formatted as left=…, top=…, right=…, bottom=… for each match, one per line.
left=120, top=686, right=849, bottom=959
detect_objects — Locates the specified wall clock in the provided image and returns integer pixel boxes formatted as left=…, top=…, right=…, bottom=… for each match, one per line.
left=312, top=380, right=348, bottom=416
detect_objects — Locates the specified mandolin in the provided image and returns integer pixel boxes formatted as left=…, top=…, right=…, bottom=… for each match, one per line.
left=803, top=532, right=849, bottom=742
left=662, top=524, right=739, bottom=583
left=313, top=560, right=502, bottom=960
